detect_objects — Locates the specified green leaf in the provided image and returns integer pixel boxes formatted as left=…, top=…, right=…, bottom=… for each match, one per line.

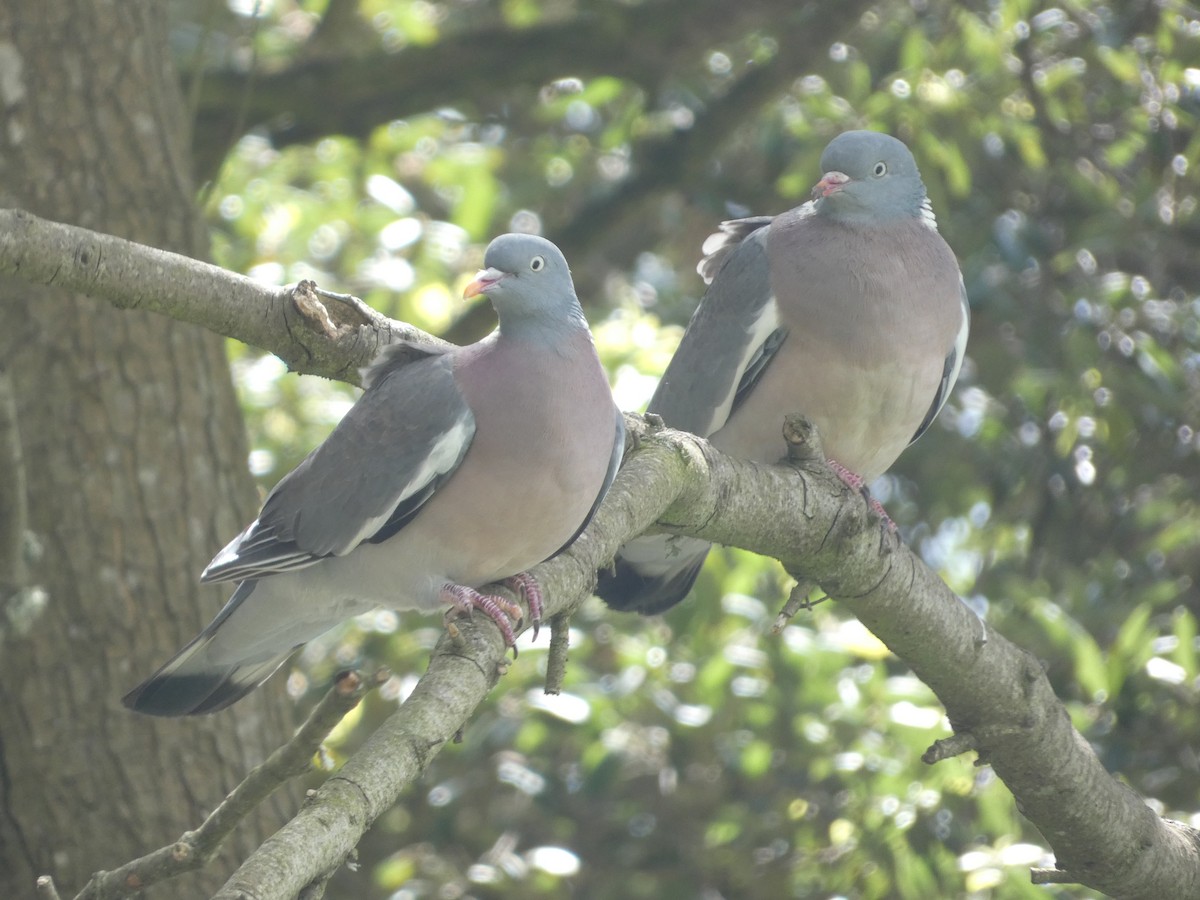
left=1108, top=603, right=1154, bottom=695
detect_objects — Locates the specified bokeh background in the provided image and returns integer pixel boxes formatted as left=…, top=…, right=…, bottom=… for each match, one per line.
left=186, top=1, right=1200, bottom=897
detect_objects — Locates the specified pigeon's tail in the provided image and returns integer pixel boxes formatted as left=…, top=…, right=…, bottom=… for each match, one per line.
left=596, top=535, right=710, bottom=615
left=122, top=647, right=290, bottom=716
left=122, top=581, right=292, bottom=716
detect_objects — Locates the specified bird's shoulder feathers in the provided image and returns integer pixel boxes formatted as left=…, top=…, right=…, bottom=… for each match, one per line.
left=202, top=348, right=476, bottom=583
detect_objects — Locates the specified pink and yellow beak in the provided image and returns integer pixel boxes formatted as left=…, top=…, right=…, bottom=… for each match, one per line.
left=464, top=267, right=507, bottom=299
left=813, top=170, right=850, bottom=199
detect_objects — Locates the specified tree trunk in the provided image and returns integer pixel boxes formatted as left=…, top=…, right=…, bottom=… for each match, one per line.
left=0, top=2, right=295, bottom=895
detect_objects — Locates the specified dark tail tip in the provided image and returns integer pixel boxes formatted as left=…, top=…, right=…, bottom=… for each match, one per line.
left=123, top=674, right=246, bottom=716
left=122, top=655, right=289, bottom=717
left=596, top=556, right=707, bottom=616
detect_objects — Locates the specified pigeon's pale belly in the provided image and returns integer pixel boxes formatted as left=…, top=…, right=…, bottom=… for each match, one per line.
left=295, top=334, right=617, bottom=613
left=712, top=346, right=943, bottom=482
left=711, top=214, right=964, bottom=480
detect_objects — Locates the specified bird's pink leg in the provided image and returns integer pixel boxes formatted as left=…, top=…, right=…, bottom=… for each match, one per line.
left=503, top=572, right=543, bottom=641
left=826, top=459, right=896, bottom=531
left=441, top=583, right=523, bottom=650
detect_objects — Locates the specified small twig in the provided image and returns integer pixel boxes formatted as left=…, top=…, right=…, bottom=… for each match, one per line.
left=70, top=671, right=375, bottom=900
left=544, top=613, right=571, bottom=695
left=36, top=875, right=62, bottom=900
left=782, top=413, right=824, bottom=467
left=290, top=282, right=416, bottom=349
left=922, top=731, right=978, bottom=765
left=291, top=280, right=340, bottom=339
left=198, top=671, right=373, bottom=837
left=313, top=286, right=391, bottom=329
left=772, top=580, right=824, bottom=633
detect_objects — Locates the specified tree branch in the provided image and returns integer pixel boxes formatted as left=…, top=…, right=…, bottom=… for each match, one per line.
left=0, top=209, right=448, bottom=384
left=441, top=0, right=874, bottom=342
left=553, top=0, right=868, bottom=259
left=69, top=671, right=375, bottom=900
left=217, top=414, right=1200, bottom=899
left=9, top=217, right=1199, bottom=897
left=441, top=49, right=810, bottom=343
left=190, top=0, right=791, bottom=178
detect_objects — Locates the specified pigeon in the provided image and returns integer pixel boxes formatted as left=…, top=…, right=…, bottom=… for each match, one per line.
left=125, top=233, right=625, bottom=715
left=598, top=130, right=969, bottom=614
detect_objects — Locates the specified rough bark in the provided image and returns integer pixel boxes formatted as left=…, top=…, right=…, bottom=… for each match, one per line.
left=0, top=2, right=293, bottom=896
left=0, top=209, right=446, bottom=384
left=5, top=210, right=1199, bottom=897
left=216, top=415, right=1200, bottom=900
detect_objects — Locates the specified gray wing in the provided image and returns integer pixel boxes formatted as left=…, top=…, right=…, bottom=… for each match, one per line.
left=696, top=216, right=774, bottom=283
left=201, top=342, right=475, bottom=583
left=546, top=405, right=625, bottom=561
left=597, top=217, right=782, bottom=617
left=909, top=277, right=970, bottom=444
left=650, top=218, right=785, bottom=436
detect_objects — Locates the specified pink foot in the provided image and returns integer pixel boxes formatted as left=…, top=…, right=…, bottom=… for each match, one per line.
left=826, top=459, right=896, bottom=532
left=441, top=583, right=523, bottom=651
left=503, top=572, right=543, bottom=642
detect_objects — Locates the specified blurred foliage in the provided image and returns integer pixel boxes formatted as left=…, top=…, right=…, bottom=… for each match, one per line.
left=180, top=0, right=1200, bottom=897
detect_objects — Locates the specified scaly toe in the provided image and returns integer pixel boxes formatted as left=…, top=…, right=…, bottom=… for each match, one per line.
left=503, top=572, right=544, bottom=642
left=441, top=583, right=521, bottom=651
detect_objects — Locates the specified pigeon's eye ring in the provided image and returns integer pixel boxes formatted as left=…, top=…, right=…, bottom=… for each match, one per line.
left=530, top=256, right=546, bottom=272
left=873, top=161, right=887, bottom=177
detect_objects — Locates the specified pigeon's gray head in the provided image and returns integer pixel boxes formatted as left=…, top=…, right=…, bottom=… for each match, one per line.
left=465, top=234, right=582, bottom=331
left=812, top=131, right=928, bottom=225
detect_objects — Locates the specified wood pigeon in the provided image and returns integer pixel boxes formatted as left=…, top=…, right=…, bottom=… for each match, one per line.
left=597, top=130, right=969, bottom=614
left=125, top=234, right=625, bottom=715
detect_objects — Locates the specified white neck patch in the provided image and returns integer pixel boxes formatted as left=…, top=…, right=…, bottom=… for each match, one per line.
left=920, top=197, right=939, bottom=231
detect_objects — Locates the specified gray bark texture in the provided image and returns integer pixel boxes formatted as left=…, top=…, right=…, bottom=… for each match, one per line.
left=0, top=1, right=295, bottom=896
left=0, top=2, right=1198, bottom=898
